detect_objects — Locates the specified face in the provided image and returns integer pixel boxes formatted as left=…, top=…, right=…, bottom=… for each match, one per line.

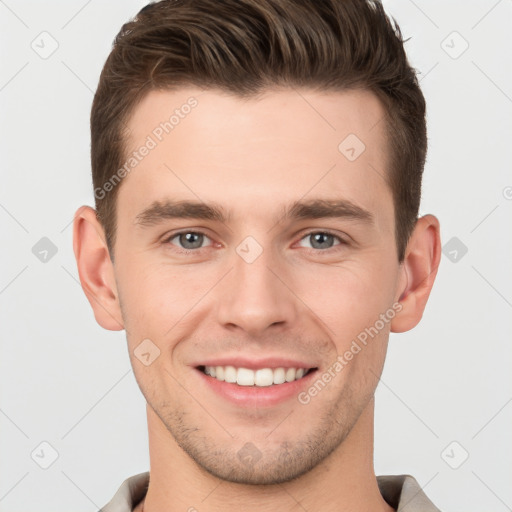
left=111, top=87, right=405, bottom=484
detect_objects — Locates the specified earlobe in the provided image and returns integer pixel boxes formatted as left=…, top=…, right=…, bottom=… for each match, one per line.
left=391, top=214, right=441, bottom=333
left=73, top=205, right=124, bottom=331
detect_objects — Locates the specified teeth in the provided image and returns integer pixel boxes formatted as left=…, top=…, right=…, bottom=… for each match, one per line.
left=237, top=367, right=255, bottom=386
left=273, top=367, right=286, bottom=384
left=255, top=368, right=274, bottom=386
left=224, top=365, right=237, bottom=383
left=203, top=365, right=312, bottom=386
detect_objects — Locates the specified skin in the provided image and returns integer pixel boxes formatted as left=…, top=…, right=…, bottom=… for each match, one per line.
left=73, top=87, right=441, bottom=512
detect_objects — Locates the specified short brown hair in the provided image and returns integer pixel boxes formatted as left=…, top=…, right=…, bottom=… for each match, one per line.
left=91, top=0, right=426, bottom=262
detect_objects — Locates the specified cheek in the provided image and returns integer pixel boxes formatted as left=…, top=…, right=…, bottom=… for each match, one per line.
left=291, top=259, right=397, bottom=340
left=117, top=261, right=217, bottom=340
left=117, top=264, right=203, bottom=392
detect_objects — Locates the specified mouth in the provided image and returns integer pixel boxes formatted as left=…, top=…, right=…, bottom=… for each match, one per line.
left=197, top=365, right=318, bottom=387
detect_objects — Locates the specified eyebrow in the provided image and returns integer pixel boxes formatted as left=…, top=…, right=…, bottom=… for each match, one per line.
left=134, top=198, right=374, bottom=227
left=135, top=200, right=228, bottom=226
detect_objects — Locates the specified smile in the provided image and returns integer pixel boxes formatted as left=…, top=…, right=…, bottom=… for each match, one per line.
left=199, top=365, right=316, bottom=387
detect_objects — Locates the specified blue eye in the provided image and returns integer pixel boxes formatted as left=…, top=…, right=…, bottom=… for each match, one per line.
left=167, top=231, right=212, bottom=250
left=298, top=232, right=343, bottom=250
left=163, top=229, right=346, bottom=255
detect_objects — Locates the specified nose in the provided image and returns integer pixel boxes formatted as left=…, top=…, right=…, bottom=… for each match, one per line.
left=215, top=245, right=298, bottom=337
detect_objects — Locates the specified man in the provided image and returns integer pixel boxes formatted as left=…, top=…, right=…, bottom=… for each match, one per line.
left=73, top=0, right=442, bottom=510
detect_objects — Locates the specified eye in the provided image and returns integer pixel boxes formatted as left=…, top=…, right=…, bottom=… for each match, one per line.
left=297, top=231, right=344, bottom=250
left=165, top=231, right=212, bottom=251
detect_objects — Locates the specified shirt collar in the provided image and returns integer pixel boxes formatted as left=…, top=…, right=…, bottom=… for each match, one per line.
left=99, top=472, right=441, bottom=511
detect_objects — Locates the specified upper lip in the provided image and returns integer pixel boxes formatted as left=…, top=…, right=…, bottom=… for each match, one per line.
left=193, top=356, right=318, bottom=371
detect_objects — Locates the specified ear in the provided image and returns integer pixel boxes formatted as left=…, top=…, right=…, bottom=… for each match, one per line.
left=391, top=214, right=441, bottom=333
left=72, top=205, right=124, bottom=331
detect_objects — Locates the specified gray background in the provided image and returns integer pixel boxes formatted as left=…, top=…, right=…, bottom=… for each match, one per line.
left=1, top=0, right=511, bottom=510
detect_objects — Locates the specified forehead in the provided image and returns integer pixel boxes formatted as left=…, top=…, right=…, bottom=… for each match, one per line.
left=126, top=86, right=388, bottom=158
left=119, top=86, right=392, bottom=229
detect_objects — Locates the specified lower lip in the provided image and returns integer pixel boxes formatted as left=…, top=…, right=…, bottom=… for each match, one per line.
left=194, top=367, right=318, bottom=408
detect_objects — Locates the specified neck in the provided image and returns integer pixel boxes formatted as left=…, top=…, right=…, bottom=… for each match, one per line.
left=138, top=398, right=394, bottom=512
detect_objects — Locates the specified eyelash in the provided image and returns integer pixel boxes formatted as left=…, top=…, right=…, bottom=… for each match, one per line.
left=162, top=229, right=348, bottom=254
